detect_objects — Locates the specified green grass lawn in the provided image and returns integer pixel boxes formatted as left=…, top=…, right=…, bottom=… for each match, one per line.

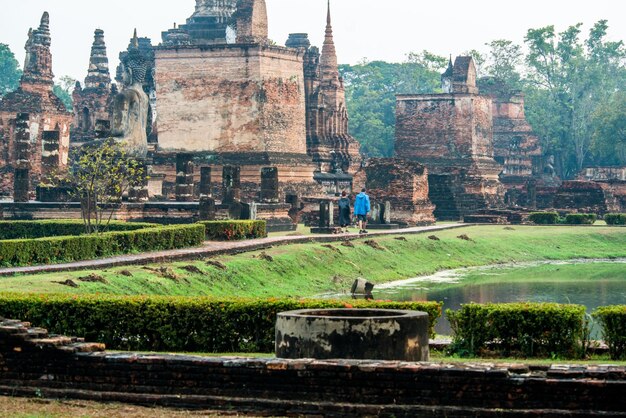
left=1, top=225, right=625, bottom=299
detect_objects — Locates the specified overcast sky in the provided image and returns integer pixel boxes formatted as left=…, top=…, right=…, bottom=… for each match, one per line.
left=1, top=0, right=624, bottom=83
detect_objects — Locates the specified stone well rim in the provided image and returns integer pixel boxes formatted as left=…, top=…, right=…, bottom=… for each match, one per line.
left=277, top=308, right=427, bottom=320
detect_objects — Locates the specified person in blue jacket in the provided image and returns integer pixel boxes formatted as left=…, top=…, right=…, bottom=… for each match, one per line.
left=353, top=188, right=371, bottom=234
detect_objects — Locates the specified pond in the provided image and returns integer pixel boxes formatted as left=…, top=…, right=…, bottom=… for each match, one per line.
left=369, top=259, right=626, bottom=337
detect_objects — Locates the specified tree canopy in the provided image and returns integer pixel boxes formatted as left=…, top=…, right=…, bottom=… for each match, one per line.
left=0, top=43, right=22, bottom=97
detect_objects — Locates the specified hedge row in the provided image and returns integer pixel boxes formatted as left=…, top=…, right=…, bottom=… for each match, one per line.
left=605, top=214, right=626, bottom=225
left=528, top=212, right=560, bottom=225
left=447, top=303, right=588, bottom=359
left=564, top=213, right=597, bottom=225
left=593, top=306, right=626, bottom=360
left=0, top=294, right=442, bottom=353
left=0, top=220, right=155, bottom=240
left=199, top=220, right=267, bottom=241
left=0, top=224, right=205, bottom=267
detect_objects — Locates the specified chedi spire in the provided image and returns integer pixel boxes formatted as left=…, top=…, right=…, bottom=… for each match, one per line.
left=21, top=11, right=54, bottom=90
left=84, top=29, right=111, bottom=89
left=320, top=0, right=338, bottom=80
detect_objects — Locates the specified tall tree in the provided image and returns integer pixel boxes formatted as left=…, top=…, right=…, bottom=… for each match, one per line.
left=524, top=20, right=625, bottom=177
left=0, top=43, right=22, bottom=96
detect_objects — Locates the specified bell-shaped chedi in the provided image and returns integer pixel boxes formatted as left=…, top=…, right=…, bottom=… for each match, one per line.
left=0, top=12, right=72, bottom=200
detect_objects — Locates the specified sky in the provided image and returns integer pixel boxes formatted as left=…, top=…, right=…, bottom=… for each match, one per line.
left=0, top=0, right=624, bottom=83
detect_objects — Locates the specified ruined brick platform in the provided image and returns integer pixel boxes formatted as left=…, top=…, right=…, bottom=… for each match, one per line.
left=1, top=317, right=625, bottom=417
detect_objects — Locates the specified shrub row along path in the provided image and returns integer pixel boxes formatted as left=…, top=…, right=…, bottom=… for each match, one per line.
left=0, top=224, right=467, bottom=277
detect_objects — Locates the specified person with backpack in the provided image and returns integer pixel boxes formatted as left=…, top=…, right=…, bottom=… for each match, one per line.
left=338, top=191, right=352, bottom=233
left=353, top=188, right=371, bottom=234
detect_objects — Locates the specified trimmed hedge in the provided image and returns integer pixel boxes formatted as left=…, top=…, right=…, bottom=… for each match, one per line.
left=605, top=214, right=626, bottom=226
left=564, top=213, right=597, bottom=225
left=0, top=294, right=442, bottom=353
left=0, top=220, right=155, bottom=240
left=528, top=212, right=560, bottom=225
left=593, top=306, right=626, bottom=360
left=447, top=303, right=588, bottom=358
left=0, top=224, right=205, bottom=267
left=199, top=220, right=267, bottom=241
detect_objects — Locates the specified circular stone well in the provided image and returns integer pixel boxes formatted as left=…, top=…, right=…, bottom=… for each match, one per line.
left=275, top=309, right=429, bottom=361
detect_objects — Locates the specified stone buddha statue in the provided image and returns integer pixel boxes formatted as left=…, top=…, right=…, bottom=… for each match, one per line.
left=110, top=31, right=149, bottom=159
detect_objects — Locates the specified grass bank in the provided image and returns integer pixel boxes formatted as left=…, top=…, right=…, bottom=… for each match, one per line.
left=2, top=225, right=625, bottom=298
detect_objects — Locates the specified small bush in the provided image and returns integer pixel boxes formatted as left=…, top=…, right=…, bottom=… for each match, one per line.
left=0, top=224, right=205, bottom=267
left=528, top=212, right=560, bottom=225
left=605, top=214, right=626, bottom=226
left=564, top=213, right=597, bottom=225
left=200, top=220, right=267, bottom=241
left=0, top=294, right=442, bottom=352
left=593, top=306, right=626, bottom=360
left=0, top=220, right=154, bottom=240
left=447, top=303, right=587, bottom=358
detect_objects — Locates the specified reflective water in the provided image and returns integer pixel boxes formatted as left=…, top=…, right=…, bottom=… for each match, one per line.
left=368, top=260, right=626, bottom=337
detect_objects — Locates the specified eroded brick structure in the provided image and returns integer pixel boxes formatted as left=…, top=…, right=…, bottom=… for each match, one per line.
left=480, top=78, right=543, bottom=206
left=300, top=3, right=361, bottom=175
left=365, top=158, right=435, bottom=226
left=0, top=12, right=71, bottom=199
left=396, top=56, right=504, bottom=220
left=71, top=29, right=114, bottom=143
left=153, top=0, right=331, bottom=201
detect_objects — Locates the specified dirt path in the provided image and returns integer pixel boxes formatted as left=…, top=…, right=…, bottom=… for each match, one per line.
left=0, top=224, right=467, bottom=277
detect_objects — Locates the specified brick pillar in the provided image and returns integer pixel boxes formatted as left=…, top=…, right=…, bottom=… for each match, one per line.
left=260, top=167, right=279, bottom=203
left=222, top=166, right=241, bottom=204
left=175, top=154, right=194, bottom=202
left=199, top=166, right=215, bottom=221
left=13, top=113, right=31, bottom=202
left=199, top=167, right=212, bottom=198
left=128, top=160, right=149, bottom=203
left=41, top=129, right=60, bottom=176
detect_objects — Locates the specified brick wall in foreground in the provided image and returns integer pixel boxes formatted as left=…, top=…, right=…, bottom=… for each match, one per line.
left=1, top=317, right=625, bottom=417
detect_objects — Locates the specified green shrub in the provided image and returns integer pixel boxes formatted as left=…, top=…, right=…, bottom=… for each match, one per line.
left=0, top=224, right=205, bottom=267
left=199, top=220, right=267, bottom=241
left=564, top=213, right=597, bottom=225
left=605, top=214, right=626, bottom=226
left=447, top=303, right=588, bottom=358
left=593, top=306, right=626, bottom=360
left=0, top=294, right=442, bottom=352
left=0, top=220, right=154, bottom=240
left=528, top=212, right=560, bottom=225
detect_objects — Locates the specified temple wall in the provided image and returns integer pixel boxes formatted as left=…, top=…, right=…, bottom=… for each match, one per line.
left=155, top=45, right=306, bottom=155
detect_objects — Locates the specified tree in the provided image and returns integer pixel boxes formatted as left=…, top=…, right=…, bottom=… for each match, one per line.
left=484, top=39, right=524, bottom=89
left=62, top=139, right=147, bottom=234
left=53, top=75, right=76, bottom=111
left=0, top=43, right=22, bottom=96
left=524, top=20, right=626, bottom=177
left=590, top=92, right=626, bottom=165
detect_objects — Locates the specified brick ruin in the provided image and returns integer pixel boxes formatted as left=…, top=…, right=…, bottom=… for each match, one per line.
left=396, top=56, right=504, bottom=220
left=71, top=29, right=114, bottom=144
left=0, top=12, right=71, bottom=199
left=151, top=0, right=360, bottom=204
left=2, top=317, right=626, bottom=417
left=480, top=78, right=543, bottom=207
left=365, top=158, right=435, bottom=226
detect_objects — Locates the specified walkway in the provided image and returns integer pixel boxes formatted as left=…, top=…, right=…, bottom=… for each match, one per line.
left=0, top=224, right=467, bottom=277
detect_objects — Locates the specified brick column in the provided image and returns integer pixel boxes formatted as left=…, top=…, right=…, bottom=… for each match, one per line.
left=175, top=154, right=194, bottom=202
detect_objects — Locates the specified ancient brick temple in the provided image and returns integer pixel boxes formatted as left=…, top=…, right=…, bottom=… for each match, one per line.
left=299, top=2, right=361, bottom=176
left=152, top=0, right=360, bottom=201
left=0, top=12, right=71, bottom=200
left=480, top=78, right=543, bottom=206
left=71, top=29, right=114, bottom=144
left=396, top=56, right=504, bottom=220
